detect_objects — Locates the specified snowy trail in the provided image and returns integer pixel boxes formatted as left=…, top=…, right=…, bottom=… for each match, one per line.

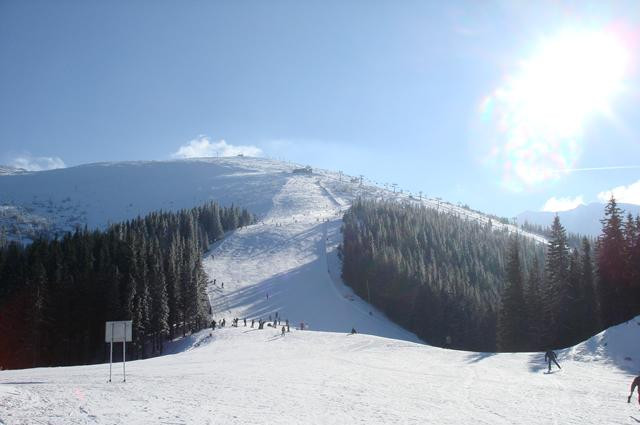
left=1, top=326, right=638, bottom=424
left=204, top=174, right=418, bottom=342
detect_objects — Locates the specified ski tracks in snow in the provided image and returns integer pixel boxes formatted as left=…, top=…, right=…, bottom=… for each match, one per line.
left=203, top=174, right=421, bottom=342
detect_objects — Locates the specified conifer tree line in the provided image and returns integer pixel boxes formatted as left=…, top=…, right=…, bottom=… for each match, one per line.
left=498, top=197, right=640, bottom=351
left=341, top=197, right=640, bottom=352
left=519, top=220, right=590, bottom=250
left=0, top=202, right=253, bottom=369
left=341, top=199, right=545, bottom=351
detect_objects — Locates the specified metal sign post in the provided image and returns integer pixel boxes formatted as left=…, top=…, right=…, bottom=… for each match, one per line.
left=109, top=322, right=114, bottom=382
left=122, top=322, right=126, bottom=382
left=105, top=320, right=132, bottom=383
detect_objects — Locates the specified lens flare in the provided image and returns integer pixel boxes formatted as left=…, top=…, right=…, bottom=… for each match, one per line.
left=478, top=28, right=630, bottom=191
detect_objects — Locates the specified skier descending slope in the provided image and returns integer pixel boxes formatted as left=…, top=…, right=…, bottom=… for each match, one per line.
left=628, top=374, right=640, bottom=404
left=544, top=350, right=561, bottom=373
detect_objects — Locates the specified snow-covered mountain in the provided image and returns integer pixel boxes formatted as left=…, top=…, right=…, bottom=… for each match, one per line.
left=0, top=156, right=543, bottom=333
left=0, top=165, right=25, bottom=176
left=0, top=157, right=545, bottom=243
left=1, top=157, right=637, bottom=424
left=517, top=202, right=640, bottom=237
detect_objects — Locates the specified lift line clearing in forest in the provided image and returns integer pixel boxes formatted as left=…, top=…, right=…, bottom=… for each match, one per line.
left=105, top=320, right=132, bottom=382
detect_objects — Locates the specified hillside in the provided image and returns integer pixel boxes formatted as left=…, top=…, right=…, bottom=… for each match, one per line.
left=1, top=318, right=639, bottom=424
left=0, top=156, right=547, bottom=345
left=1, top=157, right=637, bottom=424
left=0, top=157, right=545, bottom=243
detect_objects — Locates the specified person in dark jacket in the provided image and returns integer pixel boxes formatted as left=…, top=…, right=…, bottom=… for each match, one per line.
left=628, top=375, right=640, bottom=404
left=544, top=350, right=561, bottom=373
left=351, top=327, right=357, bottom=335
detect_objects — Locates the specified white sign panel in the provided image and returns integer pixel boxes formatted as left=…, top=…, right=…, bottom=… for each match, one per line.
left=105, top=320, right=132, bottom=342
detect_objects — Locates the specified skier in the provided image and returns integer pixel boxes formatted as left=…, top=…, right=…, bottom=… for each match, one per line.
left=244, top=318, right=247, bottom=327
left=544, top=350, right=561, bottom=373
left=286, top=320, right=290, bottom=333
left=281, top=326, right=286, bottom=336
left=351, top=327, right=357, bottom=335
left=251, top=319, right=255, bottom=328
left=211, top=319, right=216, bottom=330
left=628, top=375, right=640, bottom=404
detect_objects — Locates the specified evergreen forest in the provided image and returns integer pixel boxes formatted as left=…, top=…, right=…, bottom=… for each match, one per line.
left=341, top=198, right=640, bottom=352
left=0, top=202, right=253, bottom=369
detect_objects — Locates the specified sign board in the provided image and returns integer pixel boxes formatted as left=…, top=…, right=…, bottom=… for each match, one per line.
left=105, top=320, right=132, bottom=342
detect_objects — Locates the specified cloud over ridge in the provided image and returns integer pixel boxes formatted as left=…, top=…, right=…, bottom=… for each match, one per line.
left=598, top=180, right=640, bottom=205
left=10, top=154, right=66, bottom=171
left=541, top=195, right=585, bottom=212
left=172, top=136, right=262, bottom=159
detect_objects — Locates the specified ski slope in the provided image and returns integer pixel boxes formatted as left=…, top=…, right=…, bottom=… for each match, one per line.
left=203, top=172, right=419, bottom=341
left=1, top=319, right=640, bottom=424
left=1, top=156, right=638, bottom=424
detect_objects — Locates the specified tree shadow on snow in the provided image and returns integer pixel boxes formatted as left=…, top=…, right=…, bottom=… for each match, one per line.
left=208, top=233, right=418, bottom=342
left=1, top=381, right=47, bottom=385
left=464, top=352, right=498, bottom=364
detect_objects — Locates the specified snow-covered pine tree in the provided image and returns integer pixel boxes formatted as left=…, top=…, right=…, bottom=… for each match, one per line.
left=498, top=237, right=526, bottom=351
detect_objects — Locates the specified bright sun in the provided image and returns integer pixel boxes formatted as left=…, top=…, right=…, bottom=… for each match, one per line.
left=513, top=30, right=629, bottom=137
left=480, top=29, right=630, bottom=190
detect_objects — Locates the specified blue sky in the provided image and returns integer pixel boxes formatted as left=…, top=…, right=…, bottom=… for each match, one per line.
left=1, top=0, right=639, bottom=217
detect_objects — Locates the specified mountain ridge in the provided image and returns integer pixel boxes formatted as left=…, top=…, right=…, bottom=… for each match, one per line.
left=518, top=201, right=640, bottom=236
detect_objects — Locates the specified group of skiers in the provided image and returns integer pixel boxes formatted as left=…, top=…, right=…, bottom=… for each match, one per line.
left=210, top=318, right=225, bottom=329
left=211, top=313, right=292, bottom=333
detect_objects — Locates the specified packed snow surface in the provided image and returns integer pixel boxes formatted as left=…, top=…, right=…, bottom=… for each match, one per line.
left=2, top=321, right=640, bottom=424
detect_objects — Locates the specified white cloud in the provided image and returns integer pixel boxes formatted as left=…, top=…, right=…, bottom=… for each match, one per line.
left=541, top=196, right=585, bottom=212
left=172, top=136, right=262, bottom=159
left=597, top=180, right=640, bottom=205
left=11, top=154, right=66, bottom=171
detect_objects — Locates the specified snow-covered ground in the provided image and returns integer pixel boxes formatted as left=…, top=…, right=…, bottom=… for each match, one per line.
left=1, top=156, right=638, bottom=424
left=204, top=172, right=419, bottom=342
left=0, top=157, right=545, bottom=243
left=1, top=320, right=640, bottom=424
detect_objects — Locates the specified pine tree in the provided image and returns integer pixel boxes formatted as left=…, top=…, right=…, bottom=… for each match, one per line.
left=580, top=237, right=598, bottom=337
left=524, top=255, right=543, bottom=349
left=597, top=197, right=626, bottom=325
left=148, top=238, right=169, bottom=354
left=542, top=215, right=569, bottom=347
left=497, top=237, right=526, bottom=351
